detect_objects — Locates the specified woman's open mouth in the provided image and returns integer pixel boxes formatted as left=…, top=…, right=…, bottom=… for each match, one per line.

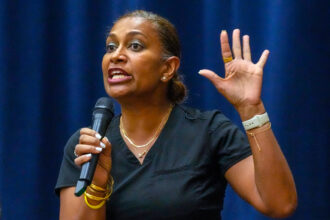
left=108, top=68, right=133, bottom=84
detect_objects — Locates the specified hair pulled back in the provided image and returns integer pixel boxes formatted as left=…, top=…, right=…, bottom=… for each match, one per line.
left=115, top=10, right=187, bottom=103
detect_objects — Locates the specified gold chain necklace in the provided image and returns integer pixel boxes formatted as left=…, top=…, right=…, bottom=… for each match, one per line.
left=120, top=105, right=173, bottom=149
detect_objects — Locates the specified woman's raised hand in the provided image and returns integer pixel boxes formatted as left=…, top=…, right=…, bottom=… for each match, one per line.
left=74, top=128, right=112, bottom=187
left=199, top=29, right=269, bottom=112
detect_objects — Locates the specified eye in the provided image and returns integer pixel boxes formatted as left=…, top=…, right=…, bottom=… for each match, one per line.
left=129, top=41, right=144, bottom=52
left=106, top=42, right=117, bottom=53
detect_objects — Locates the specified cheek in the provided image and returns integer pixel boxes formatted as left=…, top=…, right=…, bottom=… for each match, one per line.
left=102, top=55, right=109, bottom=74
left=102, top=55, right=110, bottom=90
left=135, top=56, right=163, bottom=78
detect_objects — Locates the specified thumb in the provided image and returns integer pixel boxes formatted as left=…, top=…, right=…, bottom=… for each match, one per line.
left=198, top=69, right=224, bottom=91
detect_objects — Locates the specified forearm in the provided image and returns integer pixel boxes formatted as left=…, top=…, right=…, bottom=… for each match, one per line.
left=60, top=187, right=106, bottom=220
left=77, top=192, right=107, bottom=220
left=61, top=129, right=112, bottom=219
left=238, top=103, right=297, bottom=216
left=66, top=202, right=106, bottom=220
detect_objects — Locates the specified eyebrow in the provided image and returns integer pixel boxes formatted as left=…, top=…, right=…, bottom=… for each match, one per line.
left=107, top=30, right=148, bottom=40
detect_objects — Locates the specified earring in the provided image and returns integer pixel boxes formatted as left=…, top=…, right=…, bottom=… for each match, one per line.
left=161, top=76, right=167, bottom=80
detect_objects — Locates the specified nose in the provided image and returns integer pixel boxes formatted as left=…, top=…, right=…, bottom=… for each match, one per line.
left=110, top=46, right=127, bottom=64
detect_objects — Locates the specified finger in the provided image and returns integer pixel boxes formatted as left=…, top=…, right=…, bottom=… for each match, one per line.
left=257, top=50, right=270, bottom=68
left=79, top=134, right=101, bottom=145
left=243, top=35, right=251, bottom=61
left=232, top=29, right=242, bottom=59
left=80, top=128, right=102, bottom=140
left=75, top=144, right=103, bottom=156
left=74, top=153, right=92, bottom=166
left=199, top=69, right=224, bottom=91
left=220, top=30, right=233, bottom=62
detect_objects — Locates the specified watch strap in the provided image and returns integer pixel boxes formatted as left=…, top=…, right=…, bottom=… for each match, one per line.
left=242, top=112, right=269, bottom=130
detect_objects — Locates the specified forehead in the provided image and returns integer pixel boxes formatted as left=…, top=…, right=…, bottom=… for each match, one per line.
left=109, top=17, right=159, bottom=39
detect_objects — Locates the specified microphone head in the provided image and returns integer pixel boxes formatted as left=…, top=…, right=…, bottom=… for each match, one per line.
left=94, top=97, right=114, bottom=113
left=92, top=97, right=115, bottom=136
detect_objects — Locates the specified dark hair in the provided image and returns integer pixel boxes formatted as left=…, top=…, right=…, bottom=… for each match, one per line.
left=115, top=10, right=187, bottom=103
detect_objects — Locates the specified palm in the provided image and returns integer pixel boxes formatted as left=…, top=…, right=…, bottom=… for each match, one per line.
left=199, top=29, right=269, bottom=109
left=222, top=59, right=263, bottom=106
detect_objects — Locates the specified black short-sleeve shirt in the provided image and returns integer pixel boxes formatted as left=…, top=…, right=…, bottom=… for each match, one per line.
left=55, top=104, right=251, bottom=220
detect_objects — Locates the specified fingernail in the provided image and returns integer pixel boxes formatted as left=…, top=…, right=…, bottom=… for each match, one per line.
left=198, top=70, right=202, bottom=74
left=95, top=133, right=102, bottom=139
left=86, top=153, right=92, bottom=157
left=100, top=142, right=106, bottom=148
left=221, top=30, right=227, bottom=34
left=96, top=147, right=102, bottom=152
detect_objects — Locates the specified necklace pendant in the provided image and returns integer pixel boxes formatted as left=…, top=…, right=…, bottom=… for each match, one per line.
left=138, top=151, right=146, bottom=158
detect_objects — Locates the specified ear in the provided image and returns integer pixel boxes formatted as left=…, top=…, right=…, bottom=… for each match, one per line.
left=161, top=56, right=180, bottom=82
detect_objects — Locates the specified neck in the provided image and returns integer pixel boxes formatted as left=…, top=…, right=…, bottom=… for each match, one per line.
left=119, top=99, right=174, bottom=144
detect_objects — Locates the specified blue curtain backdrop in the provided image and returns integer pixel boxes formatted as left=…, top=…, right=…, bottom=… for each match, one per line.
left=0, top=0, right=329, bottom=219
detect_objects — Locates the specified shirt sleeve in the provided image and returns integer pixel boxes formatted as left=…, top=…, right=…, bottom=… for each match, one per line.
left=55, top=129, right=81, bottom=196
left=209, top=112, right=252, bottom=176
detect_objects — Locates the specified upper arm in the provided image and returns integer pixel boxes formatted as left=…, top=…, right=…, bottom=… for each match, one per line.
left=59, top=187, right=85, bottom=220
left=224, top=155, right=269, bottom=215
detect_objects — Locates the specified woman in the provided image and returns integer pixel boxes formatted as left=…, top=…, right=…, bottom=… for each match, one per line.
left=56, top=10, right=297, bottom=219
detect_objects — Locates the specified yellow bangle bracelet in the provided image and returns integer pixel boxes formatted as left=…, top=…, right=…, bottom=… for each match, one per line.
left=85, top=189, right=112, bottom=201
left=87, top=185, right=102, bottom=194
left=85, top=192, right=106, bottom=201
left=87, top=187, right=112, bottom=199
left=90, top=176, right=114, bottom=193
left=84, top=193, right=105, bottom=209
left=90, top=183, right=106, bottom=192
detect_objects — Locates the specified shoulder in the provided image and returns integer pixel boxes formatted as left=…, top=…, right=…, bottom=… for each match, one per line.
left=62, top=129, right=81, bottom=158
left=175, top=104, right=233, bottom=132
left=64, top=129, right=80, bottom=150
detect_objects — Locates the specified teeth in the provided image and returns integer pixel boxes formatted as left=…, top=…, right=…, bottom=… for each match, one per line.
left=112, top=75, right=126, bottom=79
left=112, top=70, right=122, bottom=74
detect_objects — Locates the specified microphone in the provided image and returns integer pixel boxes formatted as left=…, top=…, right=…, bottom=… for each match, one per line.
left=75, top=97, right=114, bottom=196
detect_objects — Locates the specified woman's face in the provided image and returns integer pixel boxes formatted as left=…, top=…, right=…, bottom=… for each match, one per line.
left=102, top=17, right=167, bottom=102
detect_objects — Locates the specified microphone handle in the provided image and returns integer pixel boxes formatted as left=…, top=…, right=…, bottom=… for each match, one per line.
left=74, top=155, right=99, bottom=196
left=74, top=113, right=112, bottom=196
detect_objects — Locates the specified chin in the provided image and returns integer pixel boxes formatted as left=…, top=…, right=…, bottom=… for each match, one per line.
left=106, top=87, right=132, bottom=100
